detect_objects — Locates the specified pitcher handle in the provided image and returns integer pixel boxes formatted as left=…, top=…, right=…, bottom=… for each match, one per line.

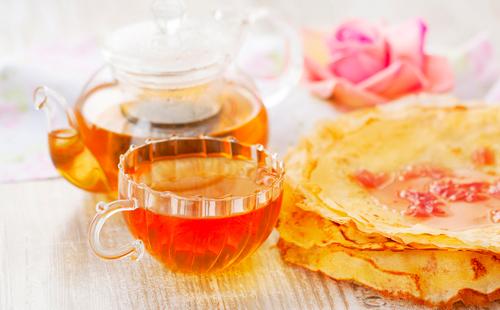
left=88, top=199, right=144, bottom=261
left=239, top=8, right=303, bottom=108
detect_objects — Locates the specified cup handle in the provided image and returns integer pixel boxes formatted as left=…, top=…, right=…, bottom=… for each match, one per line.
left=238, top=8, right=303, bottom=108
left=88, top=199, right=144, bottom=261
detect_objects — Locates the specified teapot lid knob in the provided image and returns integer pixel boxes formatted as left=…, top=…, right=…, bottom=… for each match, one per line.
left=151, top=0, right=186, bottom=35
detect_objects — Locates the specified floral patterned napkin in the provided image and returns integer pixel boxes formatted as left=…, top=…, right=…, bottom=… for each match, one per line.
left=0, top=39, right=101, bottom=182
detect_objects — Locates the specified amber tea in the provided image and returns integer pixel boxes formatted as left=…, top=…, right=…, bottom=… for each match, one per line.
left=125, top=157, right=282, bottom=272
left=48, top=128, right=109, bottom=192
left=47, top=82, right=268, bottom=193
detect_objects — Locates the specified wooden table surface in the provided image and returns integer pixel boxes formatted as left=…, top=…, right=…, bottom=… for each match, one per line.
left=0, top=88, right=455, bottom=310
left=1, top=179, right=439, bottom=310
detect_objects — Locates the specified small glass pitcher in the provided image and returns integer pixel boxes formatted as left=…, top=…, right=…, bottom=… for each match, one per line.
left=88, top=136, right=284, bottom=273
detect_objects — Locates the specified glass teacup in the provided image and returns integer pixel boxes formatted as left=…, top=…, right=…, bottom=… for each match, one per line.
left=88, top=136, right=284, bottom=273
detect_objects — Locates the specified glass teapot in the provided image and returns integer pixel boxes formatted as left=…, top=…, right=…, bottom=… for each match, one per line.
left=34, top=0, right=301, bottom=193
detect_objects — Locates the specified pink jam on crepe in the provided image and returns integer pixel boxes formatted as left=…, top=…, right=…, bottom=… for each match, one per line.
left=353, top=156, right=500, bottom=230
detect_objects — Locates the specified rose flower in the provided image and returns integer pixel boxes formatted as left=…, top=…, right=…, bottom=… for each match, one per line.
left=304, top=19, right=453, bottom=108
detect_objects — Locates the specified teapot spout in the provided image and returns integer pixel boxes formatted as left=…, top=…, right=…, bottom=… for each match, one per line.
left=34, top=86, right=110, bottom=193
left=34, top=86, right=77, bottom=132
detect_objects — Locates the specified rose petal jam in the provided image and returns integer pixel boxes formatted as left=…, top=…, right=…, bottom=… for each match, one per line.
left=353, top=160, right=500, bottom=230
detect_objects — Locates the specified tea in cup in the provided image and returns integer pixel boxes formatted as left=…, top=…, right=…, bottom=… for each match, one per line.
left=89, top=136, right=284, bottom=273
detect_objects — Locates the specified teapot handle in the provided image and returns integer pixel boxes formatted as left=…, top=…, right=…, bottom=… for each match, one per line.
left=237, top=8, right=303, bottom=108
left=88, top=199, right=144, bottom=261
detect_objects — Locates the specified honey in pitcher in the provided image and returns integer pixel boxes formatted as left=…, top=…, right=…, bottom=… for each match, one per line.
left=121, top=156, right=283, bottom=273
left=48, top=80, right=268, bottom=193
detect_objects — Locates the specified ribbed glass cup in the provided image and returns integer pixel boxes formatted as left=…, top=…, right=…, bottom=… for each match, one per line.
left=89, top=136, right=284, bottom=273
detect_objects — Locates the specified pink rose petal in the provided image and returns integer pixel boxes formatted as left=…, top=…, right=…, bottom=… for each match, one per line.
left=330, top=79, right=386, bottom=108
left=423, top=55, right=454, bottom=92
left=327, top=20, right=390, bottom=83
left=304, top=56, right=335, bottom=81
left=385, top=18, right=427, bottom=69
left=307, top=77, right=385, bottom=108
left=334, top=20, right=377, bottom=43
left=328, top=45, right=389, bottom=83
left=358, top=61, right=428, bottom=99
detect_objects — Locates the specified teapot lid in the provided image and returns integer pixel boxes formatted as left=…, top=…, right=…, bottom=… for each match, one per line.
left=103, top=0, right=242, bottom=88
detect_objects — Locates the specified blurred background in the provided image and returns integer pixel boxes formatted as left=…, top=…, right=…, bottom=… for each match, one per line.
left=2, top=0, right=500, bottom=55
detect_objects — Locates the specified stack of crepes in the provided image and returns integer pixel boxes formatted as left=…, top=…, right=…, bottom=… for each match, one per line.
left=277, top=102, right=500, bottom=308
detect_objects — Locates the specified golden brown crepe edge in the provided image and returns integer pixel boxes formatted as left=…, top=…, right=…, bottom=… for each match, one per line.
left=278, top=240, right=500, bottom=309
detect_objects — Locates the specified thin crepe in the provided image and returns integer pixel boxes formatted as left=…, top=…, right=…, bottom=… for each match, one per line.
left=285, top=104, right=500, bottom=252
